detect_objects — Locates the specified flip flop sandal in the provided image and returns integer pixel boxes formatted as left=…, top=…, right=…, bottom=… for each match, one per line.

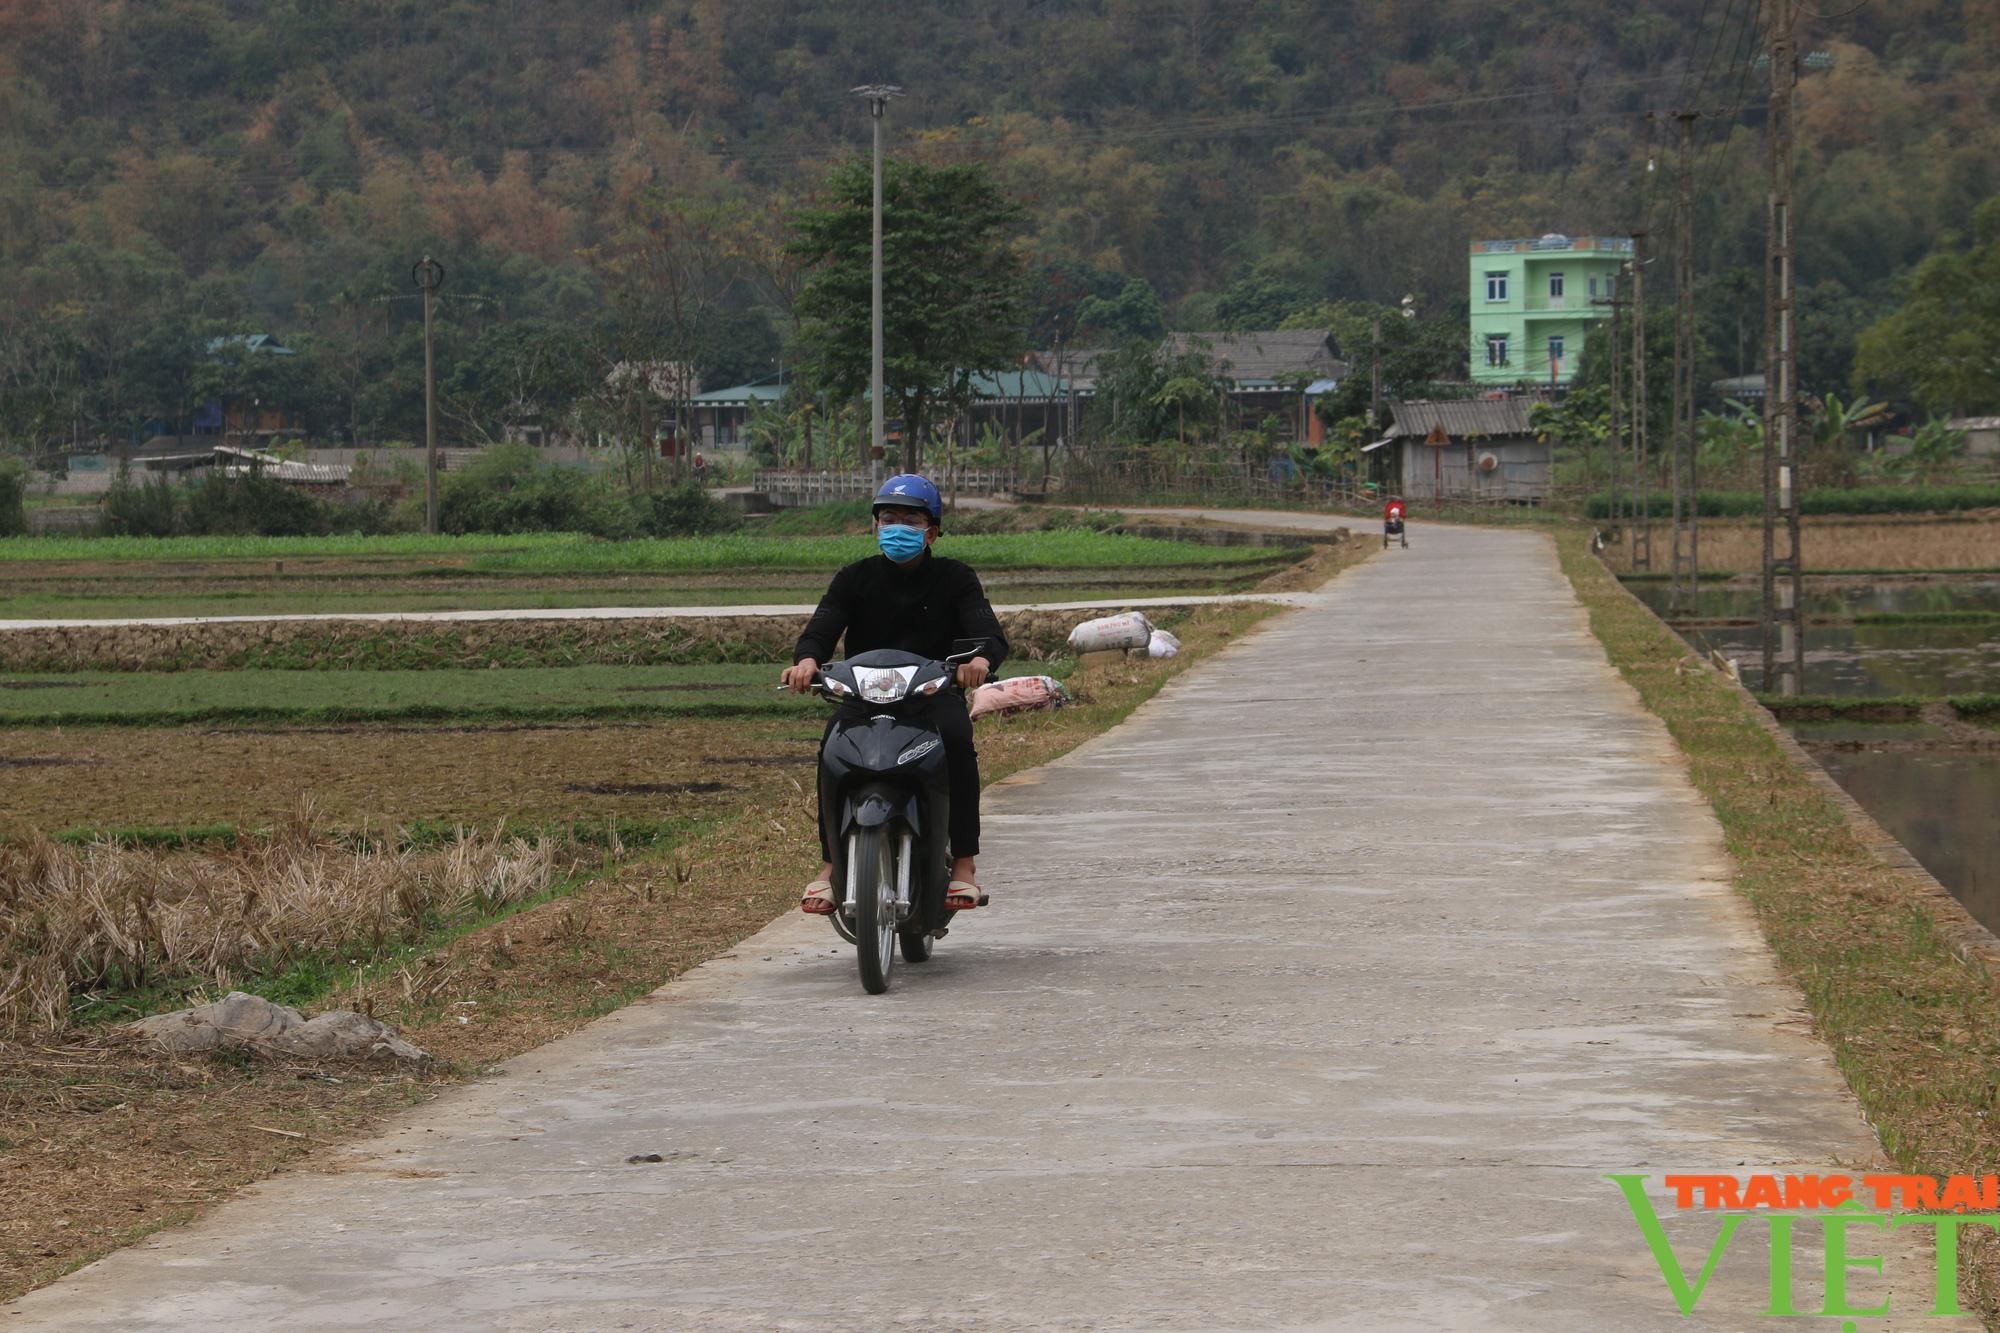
left=800, top=879, right=837, bottom=915
left=945, top=879, right=984, bottom=911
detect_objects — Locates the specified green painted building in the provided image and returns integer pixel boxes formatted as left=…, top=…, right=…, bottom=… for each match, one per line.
left=1467, top=234, right=1633, bottom=387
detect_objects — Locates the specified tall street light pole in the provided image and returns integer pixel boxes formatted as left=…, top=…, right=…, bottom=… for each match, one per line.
left=413, top=255, right=445, bottom=535
left=852, top=84, right=903, bottom=473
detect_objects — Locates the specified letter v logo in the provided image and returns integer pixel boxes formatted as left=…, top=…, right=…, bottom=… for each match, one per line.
left=1605, top=1174, right=1745, bottom=1315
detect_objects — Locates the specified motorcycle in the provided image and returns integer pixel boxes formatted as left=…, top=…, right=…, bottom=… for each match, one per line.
left=800, top=645, right=983, bottom=994
left=1384, top=512, right=1408, bottom=549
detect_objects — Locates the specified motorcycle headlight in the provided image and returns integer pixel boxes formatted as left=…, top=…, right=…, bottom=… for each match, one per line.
left=855, top=666, right=918, bottom=703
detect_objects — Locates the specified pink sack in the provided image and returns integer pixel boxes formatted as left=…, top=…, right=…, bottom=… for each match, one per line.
left=968, top=674, right=1069, bottom=721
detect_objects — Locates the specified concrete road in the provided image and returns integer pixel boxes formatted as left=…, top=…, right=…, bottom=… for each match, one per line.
left=8, top=525, right=1961, bottom=1330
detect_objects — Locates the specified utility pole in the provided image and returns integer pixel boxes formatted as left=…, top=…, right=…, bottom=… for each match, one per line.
left=1630, top=235, right=1653, bottom=571
left=1593, top=288, right=1629, bottom=524
left=851, top=84, right=904, bottom=472
left=1369, top=318, right=1382, bottom=431
left=1669, top=111, right=1701, bottom=614
left=1763, top=0, right=1806, bottom=695
left=413, top=255, right=444, bottom=535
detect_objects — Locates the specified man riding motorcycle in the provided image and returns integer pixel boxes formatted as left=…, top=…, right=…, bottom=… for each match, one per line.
left=781, top=474, right=1008, bottom=916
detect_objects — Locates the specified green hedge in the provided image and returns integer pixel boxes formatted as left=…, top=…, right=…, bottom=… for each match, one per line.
left=1585, top=485, right=2000, bottom=519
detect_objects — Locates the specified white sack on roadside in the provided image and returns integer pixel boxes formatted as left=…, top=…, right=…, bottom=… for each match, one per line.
left=968, top=675, right=1070, bottom=721
left=1147, top=629, right=1182, bottom=659
left=1066, top=611, right=1154, bottom=654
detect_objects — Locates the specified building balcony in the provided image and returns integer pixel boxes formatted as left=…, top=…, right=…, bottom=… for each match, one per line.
left=1520, top=296, right=1615, bottom=316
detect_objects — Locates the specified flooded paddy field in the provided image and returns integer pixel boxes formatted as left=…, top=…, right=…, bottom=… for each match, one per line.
left=1627, top=575, right=2000, bottom=621
left=1814, top=748, right=2000, bottom=934
left=1682, top=621, right=2000, bottom=696
left=1627, top=567, right=2000, bottom=935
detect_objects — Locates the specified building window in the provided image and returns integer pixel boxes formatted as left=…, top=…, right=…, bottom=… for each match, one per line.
left=1548, top=272, right=1565, bottom=301
left=1486, top=335, right=1509, bottom=367
left=1485, top=271, right=1509, bottom=302
left=1547, top=335, right=1566, bottom=367
left=1588, top=276, right=1599, bottom=298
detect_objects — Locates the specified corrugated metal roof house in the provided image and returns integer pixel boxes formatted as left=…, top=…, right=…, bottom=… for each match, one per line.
left=1367, top=398, right=1551, bottom=504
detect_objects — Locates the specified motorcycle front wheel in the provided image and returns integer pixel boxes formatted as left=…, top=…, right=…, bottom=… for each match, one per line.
left=849, top=827, right=896, bottom=994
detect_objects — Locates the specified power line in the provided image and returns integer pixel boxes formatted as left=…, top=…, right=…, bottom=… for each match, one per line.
left=1691, top=5, right=1771, bottom=204
left=1675, top=0, right=1726, bottom=112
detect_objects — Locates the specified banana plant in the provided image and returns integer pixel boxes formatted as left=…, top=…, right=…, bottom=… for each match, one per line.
left=1808, top=392, right=1890, bottom=451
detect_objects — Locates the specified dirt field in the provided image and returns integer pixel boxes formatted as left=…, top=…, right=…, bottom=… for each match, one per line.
left=0, top=719, right=818, bottom=838
left=1598, top=512, right=2000, bottom=573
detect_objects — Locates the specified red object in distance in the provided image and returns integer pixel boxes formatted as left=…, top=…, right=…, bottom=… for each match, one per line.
left=1385, top=502, right=1406, bottom=522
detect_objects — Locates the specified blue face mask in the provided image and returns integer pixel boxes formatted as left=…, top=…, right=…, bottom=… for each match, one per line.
left=877, top=523, right=929, bottom=563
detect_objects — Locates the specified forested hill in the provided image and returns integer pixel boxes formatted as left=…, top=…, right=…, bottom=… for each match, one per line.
left=2, top=0, right=1996, bottom=443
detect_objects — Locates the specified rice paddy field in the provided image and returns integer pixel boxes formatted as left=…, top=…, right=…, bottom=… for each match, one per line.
left=1618, top=509, right=2000, bottom=941
left=0, top=529, right=1305, bottom=621
left=1599, top=511, right=2000, bottom=575
left=0, top=517, right=1331, bottom=946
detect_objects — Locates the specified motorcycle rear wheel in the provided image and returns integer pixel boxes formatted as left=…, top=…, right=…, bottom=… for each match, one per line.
left=899, top=927, right=933, bottom=963
left=850, top=827, right=896, bottom=994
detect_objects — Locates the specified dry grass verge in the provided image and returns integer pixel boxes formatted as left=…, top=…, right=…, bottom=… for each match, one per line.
left=1559, top=530, right=2000, bottom=1323
left=0, top=814, right=582, bottom=1031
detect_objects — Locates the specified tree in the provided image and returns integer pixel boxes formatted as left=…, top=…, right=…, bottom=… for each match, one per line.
left=1297, top=300, right=1463, bottom=423
left=591, top=193, right=741, bottom=486
left=445, top=319, right=595, bottom=445
left=1853, top=197, right=2000, bottom=415
left=1087, top=336, right=1227, bottom=447
left=1076, top=278, right=1166, bottom=342
left=1214, top=270, right=1314, bottom=330
left=789, top=158, right=1028, bottom=471
left=1894, top=418, right=1967, bottom=484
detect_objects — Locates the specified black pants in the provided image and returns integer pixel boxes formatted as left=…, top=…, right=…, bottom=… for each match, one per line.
left=816, top=694, right=980, bottom=860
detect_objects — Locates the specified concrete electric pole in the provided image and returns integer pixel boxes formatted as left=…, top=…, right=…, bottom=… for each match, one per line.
left=1762, top=0, right=1806, bottom=695
left=413, top=254, right=444, bottom=535
left=1670, top=110, right=1701, bottom=615
left=1630, top=235, right=1653, bottom=572
left=1369, top=318, right=1382, bottom=431
left=1592, top=287, right=1630, bottom=524
left=851, top=84, right=904, bottom=473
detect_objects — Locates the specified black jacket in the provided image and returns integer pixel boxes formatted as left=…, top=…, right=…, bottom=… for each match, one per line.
left=793, top=553, right=1009, bottom=670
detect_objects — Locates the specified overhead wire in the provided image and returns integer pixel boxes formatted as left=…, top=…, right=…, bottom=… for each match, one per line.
left=1692, top=2, right=1770, bottom=205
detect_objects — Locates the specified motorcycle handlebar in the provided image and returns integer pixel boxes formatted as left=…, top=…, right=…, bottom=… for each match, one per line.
left=775, top=663, right=968, bottom=699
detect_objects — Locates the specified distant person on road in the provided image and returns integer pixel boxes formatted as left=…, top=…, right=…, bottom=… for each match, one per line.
left=781, top=473, right=1008, bottom=916
left=1384, top=496, right=1408, bottom=549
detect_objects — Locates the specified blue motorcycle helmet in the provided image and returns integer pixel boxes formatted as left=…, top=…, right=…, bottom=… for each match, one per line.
left=871, top=474, right=943, bottom=526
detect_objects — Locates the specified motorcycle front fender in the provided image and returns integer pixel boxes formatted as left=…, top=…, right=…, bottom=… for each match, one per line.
left=844, top=783, right=919, bottom=835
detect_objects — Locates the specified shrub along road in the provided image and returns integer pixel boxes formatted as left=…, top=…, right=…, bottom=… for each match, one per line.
left=6, top=526, right=1964, bottom=1328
